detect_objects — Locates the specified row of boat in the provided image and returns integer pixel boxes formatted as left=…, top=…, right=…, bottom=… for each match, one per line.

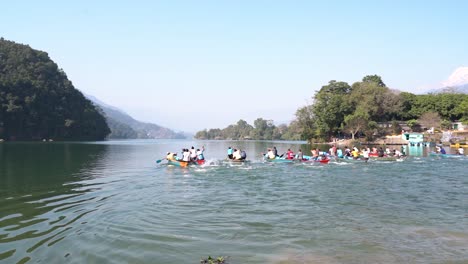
left=160, top=151, right=465, bottom=167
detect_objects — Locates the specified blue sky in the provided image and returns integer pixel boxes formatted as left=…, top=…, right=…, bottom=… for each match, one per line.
left=1, top=0, right=468, bottom=132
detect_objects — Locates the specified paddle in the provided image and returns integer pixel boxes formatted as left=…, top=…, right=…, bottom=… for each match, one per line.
left=156, top=157, right=166, bottom=164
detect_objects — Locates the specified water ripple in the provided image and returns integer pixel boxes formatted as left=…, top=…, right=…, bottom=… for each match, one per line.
left=1, top=141, right=468, bottom=263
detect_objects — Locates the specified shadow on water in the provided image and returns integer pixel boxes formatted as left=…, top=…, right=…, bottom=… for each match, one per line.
left=0, top=142, right=109, bottom=263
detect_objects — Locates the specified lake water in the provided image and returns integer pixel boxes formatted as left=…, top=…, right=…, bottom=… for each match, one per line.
left=0, top=140, right=467, bottom=264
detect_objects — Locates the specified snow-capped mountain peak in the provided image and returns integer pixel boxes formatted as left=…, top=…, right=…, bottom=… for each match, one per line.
left=442, top=67, right=468, bottom=87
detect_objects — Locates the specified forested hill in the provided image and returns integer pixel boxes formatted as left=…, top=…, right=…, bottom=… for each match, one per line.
left=86, top=95, right=186, bottom=139
left=0, top=38, right=110, bottom=140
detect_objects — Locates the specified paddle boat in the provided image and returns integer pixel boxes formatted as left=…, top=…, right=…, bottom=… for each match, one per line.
left=262, top=153, right=295, bottom=163
left=336, top=155, right=370, bottom=163
left=166, top=159, right=206, bottom=167
left=224, top=158, right=248, bottom=163
left=264, top=157, right=295, bottom=163
left=369, top=156, right=406, bottom=162
left=297, top=155, right=330, bottom=164
left=428, top=152, right=465, bottom=158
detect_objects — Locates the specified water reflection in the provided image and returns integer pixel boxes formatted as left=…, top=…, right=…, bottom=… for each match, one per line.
left=0, top=142, right=108, bottom=263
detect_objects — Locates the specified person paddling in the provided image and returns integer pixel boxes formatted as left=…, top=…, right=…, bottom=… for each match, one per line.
left=233, top=149, right=242, bottom=160
left=166, top=152, right=177, bottom=161
left=227, top=147, right=233, bottom=159
left=197, top=146, right=205, bottom=160
left=296, top=149, right=304, bottom=160
left=439, top=146, right=446, bottom=154
left=286, top=149, right=294, bottom=159
left=240, top=150, right=247, bottom=160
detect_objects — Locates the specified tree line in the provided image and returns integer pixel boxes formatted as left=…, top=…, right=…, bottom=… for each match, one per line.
left=195, top=75, right=468, bottom=142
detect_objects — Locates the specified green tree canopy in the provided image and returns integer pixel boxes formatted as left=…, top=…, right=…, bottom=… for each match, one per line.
left=0, top=38, right=110, bottom=140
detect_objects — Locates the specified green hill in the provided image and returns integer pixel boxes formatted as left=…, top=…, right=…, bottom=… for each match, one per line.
left=0, top=38, right=110, bottom=140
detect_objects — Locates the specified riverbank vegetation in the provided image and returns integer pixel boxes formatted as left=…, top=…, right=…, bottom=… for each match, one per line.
left=195, top=75, right=468, bottom=142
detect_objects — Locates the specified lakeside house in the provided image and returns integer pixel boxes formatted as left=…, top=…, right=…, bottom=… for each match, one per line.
left=452, top=121, right=467, bottom=131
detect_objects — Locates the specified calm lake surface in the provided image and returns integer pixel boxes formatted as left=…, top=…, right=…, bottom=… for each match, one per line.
left=0, top=140, right=467, bottom=264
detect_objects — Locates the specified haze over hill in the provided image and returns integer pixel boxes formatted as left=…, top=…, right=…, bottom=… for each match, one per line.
left=86, top=95, right=186, bottom=139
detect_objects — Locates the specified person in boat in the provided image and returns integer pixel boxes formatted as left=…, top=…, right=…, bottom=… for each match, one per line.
left=457, top=147, right=464, bottom=155
left=233, top=149, right=242, bottom=160
left=435, top=146, right=441, bottom=153
left=286, top=149, right=294, bottom=159
left=395, top=149, right=402, bottom=157
left=311, top=149, right=319, bottom=160
left=267, top=148, right=276, bottom=159
left=351, top=148, right=360, bottom=159
left=344, top=146, right=351, bottom=157
left=240, top=150, right=247, bottom=160
left=362, top=148, right=369, bottom=162
left=329, top=146, right=336, bottom=157
left=378, top=147, right=385, bottom=157
left=400, top=145, right=406, bottom=156
left=227, top=147, right=233, bottom=159
left=439, top=146, right=446, bottom=154
left=319, top=151, right=328, bottom=161
left=336, top=148, right=343, bottom=158
left=197, top=146, right=205, bottom=161
left=296, top=149, right=304, bottom=160
left=190, top=146, right=197, bottom=161
left=182, top=149, right=191, bottom=162
left=273, top=146, right=279, bottom=157
left=385, top=147, right=391, bottom=155
left=166, top=152, right=177, bottom=161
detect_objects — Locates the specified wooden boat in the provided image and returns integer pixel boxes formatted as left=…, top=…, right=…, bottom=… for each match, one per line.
left=167, top=159, right=205, bottom=167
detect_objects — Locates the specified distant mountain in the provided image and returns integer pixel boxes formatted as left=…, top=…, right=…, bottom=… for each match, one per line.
left=442, top=67, right=468, bottom=87
left=86, top=95, right=186, bottom=139
left=428, top=67, right=468, bottom=94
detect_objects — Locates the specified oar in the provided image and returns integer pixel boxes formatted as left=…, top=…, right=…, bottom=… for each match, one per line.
left=156, top=157, right=166, bottom=164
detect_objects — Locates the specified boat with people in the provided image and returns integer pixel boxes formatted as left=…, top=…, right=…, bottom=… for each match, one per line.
left=157, top=146, right=207, bottom=167
left=297, top=155, right=330, bottom=164
left=225, top=147, right=248, bottom=162
left=167, top=159, right=205, bottom=167
left=263, top=157, right=295, bottom=163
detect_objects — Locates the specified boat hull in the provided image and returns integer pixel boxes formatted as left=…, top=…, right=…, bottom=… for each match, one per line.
left=428, top=152, right=464, bottom=158
left=167, top=160, right=205, bottom=167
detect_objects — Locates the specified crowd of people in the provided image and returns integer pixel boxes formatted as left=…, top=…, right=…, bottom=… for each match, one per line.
left=262, top=145, right=407, bottom=161
left=163, top=144, right=463, bottom=164
left=166, top=146, right=205, bottom=162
